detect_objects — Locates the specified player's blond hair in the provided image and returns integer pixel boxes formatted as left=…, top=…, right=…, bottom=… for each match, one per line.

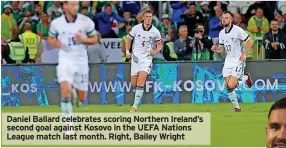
left=143, top=8, right=153, bottom=16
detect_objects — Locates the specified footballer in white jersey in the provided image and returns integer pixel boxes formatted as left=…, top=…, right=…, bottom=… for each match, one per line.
left=48, top=1, right=97, bottom=130
left=125, top=9, right=162, bottom=112
left=211, top=11, right=253, bottom=112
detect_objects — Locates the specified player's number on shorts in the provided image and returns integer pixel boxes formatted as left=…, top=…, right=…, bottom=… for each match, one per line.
left=80, top=74, right=88, bottom=83
left=68, top=37, right=76, bottom=46
left=235, top=67, right=242, bottom=72
left=142, top=41, right=145, bottom=47
left=225, top=45, right=231, bottom=51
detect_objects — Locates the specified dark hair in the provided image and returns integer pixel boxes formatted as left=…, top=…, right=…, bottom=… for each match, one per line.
left=223, top=11, right=234, bottom=17
left=105, top=4, right=112, bottom=9
left=268, top=98, right=286, bottom=119
left=189, top=3, right=196, bottom=7
left=124, top=11, right=131, bottom=14
left=271, top=18, right=279, bottom=23
left=196, top=23, right=204, bottom=28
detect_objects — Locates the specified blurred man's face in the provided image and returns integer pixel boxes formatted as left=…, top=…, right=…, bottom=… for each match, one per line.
left=215, top=8, right=223, bottom=17
left=143, top=12, right=152, bottom=26
left=4, top=8, right=11, bottom=15
left=34, top=5, right=42, bottom=14
left=180, top=28, right=188, bottom=38
left=67, top=1, right=79, bottom=16
left=123, top=12, right=131, bottom=20
left=222, top=13, right=232, bottom=27
left=256, top=8, right=264, bottom=18
left=189, top=5, right=196, bottom=14
left=266, top=109, right=286, bottom=148
left=24, top=10, right=31, bottom=17
left=81, top=1, right=90, bottom=7
left=275, top=14, right=283, bottom=21
left=81, top=9, right=88, bottom=16
left=197, top=25, right=205, bottom=35
left=270, top=21, right=279, bottom=32
left=41, top=13, right=49, bottom=22
left=54, top=1, right=61, bottom=8
left=202, top=5, right=208, bottom=12
left=234, top=14, right=241, bottom=24
left=162, top=18, right=169, bottom=25
left=11, top=1, right=19, bottom=10
left=105, top=6, right=112, bottom=15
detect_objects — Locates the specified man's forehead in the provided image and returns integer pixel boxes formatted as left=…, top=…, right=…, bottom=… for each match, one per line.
left=269, top=109, right=286, bottom=124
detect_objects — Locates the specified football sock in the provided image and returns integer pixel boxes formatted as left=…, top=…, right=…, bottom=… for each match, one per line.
left=133, top=86, right=144, bottom=108
left=61, top=98, right=73, bottom=126
left=227, top=89, right=240, bottom=109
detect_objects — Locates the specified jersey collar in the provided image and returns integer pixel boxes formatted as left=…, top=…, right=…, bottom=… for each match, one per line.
left=225, top=23, right=234, bottom=34
left=142, top=23, right=152, bottom=31
left=64, top=14, right=78, bottom=23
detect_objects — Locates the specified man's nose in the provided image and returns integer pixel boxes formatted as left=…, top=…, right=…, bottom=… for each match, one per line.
left=277, top=126, right=286, bottom=139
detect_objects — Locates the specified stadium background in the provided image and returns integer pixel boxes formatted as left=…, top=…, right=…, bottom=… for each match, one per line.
left=1, top=1, right=286, bottom=147
left=1, top=1, right=286, bottom=106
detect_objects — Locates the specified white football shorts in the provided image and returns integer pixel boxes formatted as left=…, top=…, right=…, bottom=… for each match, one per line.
left=57, top=60, right=89, bottom=91
left=130, top=55, right=153, bottom=76
left=222, top=63, right=245, bottom=80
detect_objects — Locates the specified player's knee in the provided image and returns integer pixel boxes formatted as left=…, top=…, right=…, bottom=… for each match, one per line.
left=131, top=82, right=137, bottom=88
left=62, top=88, right=72, bottom=98
left=226, top=83, right=236, bottom=90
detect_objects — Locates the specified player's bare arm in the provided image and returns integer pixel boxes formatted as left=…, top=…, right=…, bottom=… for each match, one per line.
left=74, top=33, right=98, bottom=45
left=48, top=36, right=62, bottom=48
left=150, top=40, right=162, bottom=56
left=211, top=44, right=224, bottom=53
left=34, top=41, right=43, bottom=63
left=240, top=39, right=253, bottom=61
left=125, top=37, right=132, bottom=59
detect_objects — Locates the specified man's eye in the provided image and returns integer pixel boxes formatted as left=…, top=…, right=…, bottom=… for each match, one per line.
left=271, top=125, right=280, bottom=130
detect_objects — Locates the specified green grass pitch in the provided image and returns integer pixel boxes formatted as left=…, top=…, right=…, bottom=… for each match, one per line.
left=1, top=103, right=272, bottom=147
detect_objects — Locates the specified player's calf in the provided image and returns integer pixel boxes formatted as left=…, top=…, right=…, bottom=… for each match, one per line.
left=60, top=82, right=73, bottom=119
left=225, top=76, right=241, bottom=111
left=77, top=90, right=87, bottom=102
left=131, top=72, right=148, bottom=111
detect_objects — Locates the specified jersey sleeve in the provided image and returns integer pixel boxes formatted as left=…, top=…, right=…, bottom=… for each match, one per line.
left=238, top=27, right=250, bottom=42
left=218, top=31, right=224, bottom=46
left=49, top=20, right=58, bottom=37
left=86, top=18, right=96, bottom=36
left=154, top=29, right=161, bottom=42
left=129, top=26, right=136, bottom=39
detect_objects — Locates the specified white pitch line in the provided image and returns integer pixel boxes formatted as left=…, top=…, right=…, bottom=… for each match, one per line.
left=2, top=93, right=10, bottom=96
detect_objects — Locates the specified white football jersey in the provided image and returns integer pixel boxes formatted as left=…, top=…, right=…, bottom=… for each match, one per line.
left=219, top=24, right=250, bottom=68
left=129, top=23, right=161, bottom=58
left=49, top=14, right=96, bottom=63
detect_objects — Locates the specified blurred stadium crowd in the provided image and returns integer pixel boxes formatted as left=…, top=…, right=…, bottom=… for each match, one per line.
left=1, top=1, right=286, bottom=64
